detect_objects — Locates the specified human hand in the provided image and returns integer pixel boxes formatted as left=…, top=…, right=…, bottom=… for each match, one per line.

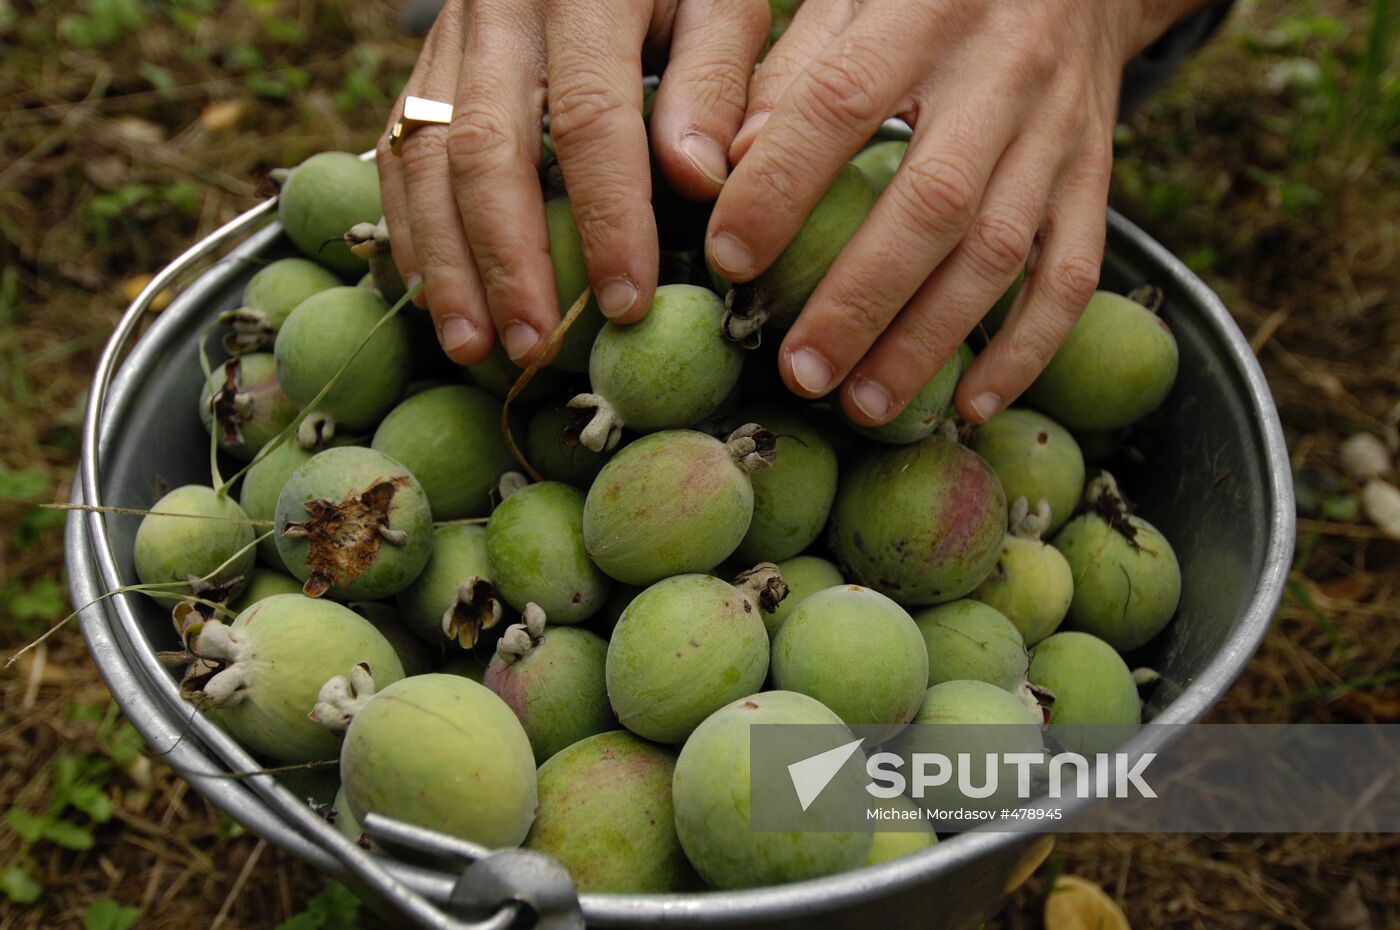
left=377, top=0, right=770, bottom=368
left=708, top=0, right=1199, bottom=425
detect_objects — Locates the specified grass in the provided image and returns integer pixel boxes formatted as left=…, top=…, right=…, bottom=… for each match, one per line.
left=1, top=0, right=1397, bottom=927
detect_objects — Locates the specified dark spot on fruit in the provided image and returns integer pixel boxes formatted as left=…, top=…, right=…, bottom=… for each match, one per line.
left=742, top=601, right=752, bottom=613
left=688, top=638, right=700, bottom=648
left=853, top=531, right=867, bottom=553
left=571, top=591, right=583, bottom=603
left=742, top=700, right=758, bottom=709
left=602, top=748, right=615, bottom=759
left=1036, top=431, right=1048, bottom=445
left=675, top=651, right=683, bottom=659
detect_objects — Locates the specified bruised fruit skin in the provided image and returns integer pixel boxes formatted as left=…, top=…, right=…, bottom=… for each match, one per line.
left=276, top=152, right=382, bottom=275
left=912, top=599, right=1029, bottom=692
left=223, top=258, right=341, bottom=353
left=1054, top=474, right=1181, bottom=652
left=723, top=164, right=877, bottom=346
left=829, top=435, right=1006, bottom=605
left=274, top=286, right=412, bottom=433
left=583, top=427, right=773, bottom=586
left=767, top=556, right=844, bottom=635
left=974, top=527, right=1075, bottom=647
left=847, top=346, right=966, bottom=446
left=275, top=447, right=432, bottom=600
left=199, top=354, right=298, bottom=461
left=348, top=602, right=434, bottom=678
left=371, top=385, right=514, bottom=520
left=672, top=691, right=871, bottom=889
left=240, top=437, right=315, bottom=571
left=188, top=594, right=405, bottom=762
left=526, top=405, right=613, bottom=488
left=567, top=285, right=742, bottom=452
left=486, top=481, right=612, bottom=623
left=1029, top=631, right=1140, bottom=754
left=524, top=730, right=684, bottom=893
left=334, top=673, right=537, bottom=848
left=464, top=343, right=569, bottom=405
left=865, top=795, right=937, bottom=866
left=716, top=406, right=838, bottom=565
left=850, top=140, right=907, bottom=194
left=971, top=408, right=1085, bottom=534
left=606, top=572, right=772, bottom=743
left=484, top=605, right=615, bottom=763
left=397, top=524, right=507, bottom=649
left=771, top=585, right=927, bottom=728
left=229, top=569, right=303, bottom=613
left=134, top=486, right=255, bottom=596
left=544, top=197, right=606, bottom=373
left=1026, top=290, right=1179, bottom=431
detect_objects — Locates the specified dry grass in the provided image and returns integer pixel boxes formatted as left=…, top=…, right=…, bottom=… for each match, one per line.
left=1, top=0, right=1397, bottom=927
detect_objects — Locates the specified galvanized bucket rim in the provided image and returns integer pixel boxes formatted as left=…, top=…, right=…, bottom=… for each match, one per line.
left=71, top=128, right=1295, bottom=927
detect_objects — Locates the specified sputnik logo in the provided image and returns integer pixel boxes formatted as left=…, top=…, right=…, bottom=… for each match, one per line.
left=787, top=738, right=866, bottom=811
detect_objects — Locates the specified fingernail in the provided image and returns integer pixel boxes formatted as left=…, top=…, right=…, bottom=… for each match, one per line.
left=502, top=322, right=540, bottom=361
left=788, top=346, right=834, bottom=395
left=851, top=378, right=892, bottom=420
left=709, top=231, right=755, bottom=276
left=597, top=275, right=639, bottom=319
left=681, top=132, right=729, bottom=186
left=439, top=316, right=477, bottom=354
left=970, top=392, right=1002, bottom=422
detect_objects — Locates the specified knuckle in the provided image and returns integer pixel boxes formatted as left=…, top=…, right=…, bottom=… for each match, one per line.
left=964, top=212, right=1034, bottom=279
left=445, top=103, right=516, bottom=177
left=798, top=43, right=888, bottom=132
left=896, top=309, right=967, bottom=374
left=399, top=126, right=450, bottom=181
left=549, top=77, right=621, bottom=152
left=830, top=279, right=897, bottom=337
left=740, top=146, right=807, bottom=217
left=1044, top=252, right=1100, bottom=310
left=894, top=154, right=981, bottom=234
left=685, top=66, right=751, bottom=123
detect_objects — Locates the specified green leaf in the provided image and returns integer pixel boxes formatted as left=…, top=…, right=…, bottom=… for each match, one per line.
left=5, top=808, right=47, bottom=843
left=42, top=819, right=94, bottom=850
left=308, top=881, right=360, bottom=924
left=85, top=898, right=141, bottom=930
left=0, top=866, right=41, bottom=904
left=13, top=505, right=65, bottom=548
left=0, top=465, right=48, bottom=501
left=67, top=785, right=113, bottom=824
left=9, top=577, right=66, bottom=624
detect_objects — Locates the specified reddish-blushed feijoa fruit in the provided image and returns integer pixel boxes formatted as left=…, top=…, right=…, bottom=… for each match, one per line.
left=485, top=606, right=615, bottom=763
left=274, top=286, right=411, bottom=433
left=188, top=594, right=405, bottom=762
left=972, top=408, right=1085, bottom=534
left=771, top=585, right=927, bottom=728
left=524, top=730, right=685, bottom=893
left=672, top=691, right=871, bottom=889
left=830, top=435, right=1006, bottom=605
left=337, top=674, right=537, bottom=848
left=133, top=485, right=255, bottom=597
left=606, top=573, right=771, bottom=744
left=274, top=446, right=432, bottom=600
left=486, top=482, right=611, bottom=624
left=583, top=427, right=773, bottom=586
left=371, top=384, right=513, bottom=520
left=567, top=284, right=742, bottom=452
left=277, top=152, right=382, bottom=275
left=1026, top=290, right=1179, bottom=431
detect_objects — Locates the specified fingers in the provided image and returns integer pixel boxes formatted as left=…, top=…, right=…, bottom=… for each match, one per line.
left=834, top=130, right=1058, bottom=425
left=729, top=0, right=855, bottom=163
left=706, top=6, right=944, bottom=284
left=394, top=4, right=497, bottom=364
left=777, top=90, right=1023, bottom=403
left=955, top=141, right=1111, bottom=423
left=649, top=0, right=770, bottom=201
left=546, top=1, right=658, bottom=325
left=449, top=6, right=559, bottom=366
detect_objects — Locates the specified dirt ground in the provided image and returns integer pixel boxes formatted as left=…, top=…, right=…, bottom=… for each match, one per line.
left=1, top=1, right=1397, bottom=927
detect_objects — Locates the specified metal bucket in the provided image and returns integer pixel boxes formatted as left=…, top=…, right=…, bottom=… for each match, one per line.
left=66, top=134, right=1294, bottom=929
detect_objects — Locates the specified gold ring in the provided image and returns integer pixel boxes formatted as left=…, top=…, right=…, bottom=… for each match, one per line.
left=389, top=96, right=454, bottom=155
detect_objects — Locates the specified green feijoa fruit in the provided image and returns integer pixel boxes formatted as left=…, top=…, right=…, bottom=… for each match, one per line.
left=971, top=408, right=1085, bottom=534
left=134, top=485, right=254, bottom=598
left=486, top=481, right=612, bottom=624
left=277, top=152, right=382, bottom=275
left=912, top=599, right=1029, bottom=692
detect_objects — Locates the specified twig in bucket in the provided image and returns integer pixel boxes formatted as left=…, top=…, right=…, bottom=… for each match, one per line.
left=42, top=502, right=275, bottom=525
left=500, top=285, right=593, bottom=482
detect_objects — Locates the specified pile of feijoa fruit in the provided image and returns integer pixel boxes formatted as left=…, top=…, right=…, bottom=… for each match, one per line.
left=135, top=138, right=1183, bottom=893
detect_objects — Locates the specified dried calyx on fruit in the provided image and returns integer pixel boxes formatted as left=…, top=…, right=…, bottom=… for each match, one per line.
left=199, top=354, right=297, bottom=462
left=398, top=525, right=508, bottom=650
left=218, top=258, right=340, bottom=354
left=972, top=497, right=1075, bottom=646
